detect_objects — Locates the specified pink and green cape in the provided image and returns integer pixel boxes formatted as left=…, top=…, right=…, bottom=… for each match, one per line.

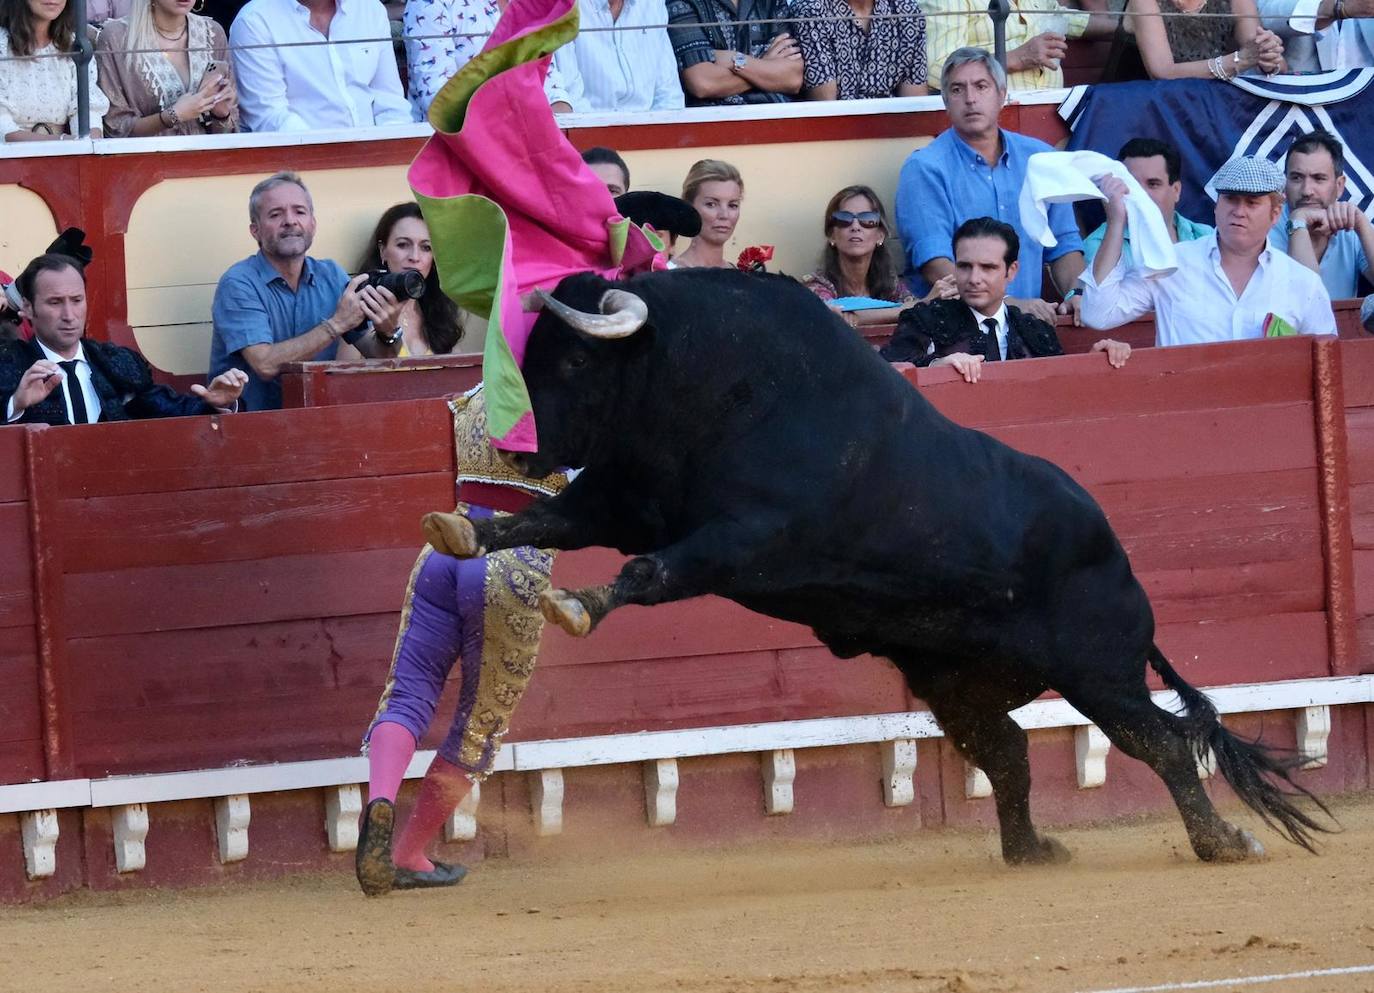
left=408, top=0, right=664, bottom=452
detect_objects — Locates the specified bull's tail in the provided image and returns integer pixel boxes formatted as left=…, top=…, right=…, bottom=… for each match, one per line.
left=1147, top=645, right=1335, bottom=852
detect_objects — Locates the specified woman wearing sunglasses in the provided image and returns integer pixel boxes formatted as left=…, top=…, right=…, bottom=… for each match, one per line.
left=803, top=185, right=956, bottom=326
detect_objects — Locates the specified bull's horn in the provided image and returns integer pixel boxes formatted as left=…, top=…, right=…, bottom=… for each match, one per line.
left=536, top=288, right=648, bottom=339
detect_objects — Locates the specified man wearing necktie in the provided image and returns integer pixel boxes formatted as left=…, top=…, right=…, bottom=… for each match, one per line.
left=880, top=216, right=1132, bottom=382
left=1, top=254, right=247, bottom=426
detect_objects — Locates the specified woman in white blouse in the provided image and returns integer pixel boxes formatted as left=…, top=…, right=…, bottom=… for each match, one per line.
left=0, top=0, right=110, bottom=140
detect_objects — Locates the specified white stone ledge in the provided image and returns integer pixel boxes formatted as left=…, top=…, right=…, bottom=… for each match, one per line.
left=0, top=778, right=92, bottom=814
left=2, top=674, right=1368, bottom=815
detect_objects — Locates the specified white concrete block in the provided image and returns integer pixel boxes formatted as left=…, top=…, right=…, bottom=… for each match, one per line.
left=761, top=749, right=795, bottom=815
left=1296, top=705, right=1331, bottom=769
left=214, top=794, right=251, bottom=863
left=965, top=764, right=992, bottom=799
left=880, top=739, right=917, bottom=807
left=21, top=809, right=58, bottom=880
left=1075, top=724, right=1111, bottom=789
left=643, top=758, right=678, bottom=827
left=444, top=780, right=481, bottom=842
left=112, top=803, right=149, bottom=873
left=531, top=770, right=563, bottom=837
left=325, top=785, right=362, bottom=852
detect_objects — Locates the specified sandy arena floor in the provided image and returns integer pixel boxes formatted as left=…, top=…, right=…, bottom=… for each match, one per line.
left=3, top=795, right=1373, bottom=993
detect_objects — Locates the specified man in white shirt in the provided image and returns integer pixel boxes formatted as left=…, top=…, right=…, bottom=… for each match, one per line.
left=1258, top=0, right=1374, bottom=70
left=1080, top=157, right=1336, bottom=347
left=553, top=0, right=684, bottom=112
left=230, top=0, right=416, bottom=132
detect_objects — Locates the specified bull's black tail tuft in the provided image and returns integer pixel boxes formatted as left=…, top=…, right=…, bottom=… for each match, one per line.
left=1147, top=645, right=1336, bottom=852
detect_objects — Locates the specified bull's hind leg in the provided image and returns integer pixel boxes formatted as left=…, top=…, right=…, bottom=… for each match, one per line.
left=1060, top=684, right=1264, bottom=862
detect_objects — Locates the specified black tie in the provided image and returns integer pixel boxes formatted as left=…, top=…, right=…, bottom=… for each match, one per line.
left=982, top=318, right=1001, bottom=362
left=58, top=360, right=89, bottom=424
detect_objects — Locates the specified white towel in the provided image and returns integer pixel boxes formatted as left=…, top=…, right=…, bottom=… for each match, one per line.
left=1019, top=150, right=1179, bottom=277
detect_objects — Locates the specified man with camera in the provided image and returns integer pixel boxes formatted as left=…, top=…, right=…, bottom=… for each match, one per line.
left=210, top=172, right=408, bottom=411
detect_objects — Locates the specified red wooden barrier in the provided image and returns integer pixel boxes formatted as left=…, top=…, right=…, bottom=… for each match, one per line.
left=0, top=430, right=42, bottom=785
left=910, top=337, right=1334, bottom=686
left=281, top=353, right=483, bottom=409
left=1339, top=338, right=1374, bottom=674
left=2, top=335, right=1362, bottom=788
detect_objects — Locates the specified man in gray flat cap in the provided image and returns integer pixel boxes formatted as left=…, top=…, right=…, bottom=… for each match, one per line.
left=1079, top=156, right=1336, bottom=347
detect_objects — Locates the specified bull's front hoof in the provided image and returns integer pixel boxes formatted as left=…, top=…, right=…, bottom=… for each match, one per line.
left=1005, top=835, right=1072, bottom=866
left=422, top=512, right=485, bottom=558
left=539, top=588, right=592, bottom=637
left=1197, top=828, right=1267, bottom=863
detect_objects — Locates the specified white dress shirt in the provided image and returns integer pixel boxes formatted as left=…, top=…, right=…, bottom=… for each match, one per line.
left=1079, top=234, right=1336, bottom=347
left=1258, top=0, right=1374, bottom=70
left=6, top=339, right=102, bottom=424
left=231, top=0, right=416, bottom=132
left=552, top=0, right=684, bottom=113
left=969, top=302, right=1010, bottom=359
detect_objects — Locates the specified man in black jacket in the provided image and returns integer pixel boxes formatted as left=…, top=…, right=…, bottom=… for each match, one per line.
left=2, top=254, right=246, bottom=426
left=880, top=217, right=1131, bottom=383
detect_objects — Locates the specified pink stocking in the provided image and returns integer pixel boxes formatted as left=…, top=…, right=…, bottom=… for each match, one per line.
left=393, top=755, right=473, bottom=873
left=367, top=721, right=417, bottom=804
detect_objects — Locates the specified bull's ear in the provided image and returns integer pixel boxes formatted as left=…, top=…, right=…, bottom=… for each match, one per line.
left=537, top=289, right=648, bottom=340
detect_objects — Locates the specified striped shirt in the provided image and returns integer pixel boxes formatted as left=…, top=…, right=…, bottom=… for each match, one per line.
left=553, top=0, right=685, bottom=112
left=923, top=0, right=1088, bottom=91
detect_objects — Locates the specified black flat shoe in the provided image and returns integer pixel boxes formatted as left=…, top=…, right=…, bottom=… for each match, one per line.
left=393, top=860, right=469, bottom=890
left=355, top=798, right=396, bottom=897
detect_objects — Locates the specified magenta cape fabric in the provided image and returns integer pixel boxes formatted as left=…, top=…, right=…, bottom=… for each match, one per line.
left=408, top=0, right=662, bottom=451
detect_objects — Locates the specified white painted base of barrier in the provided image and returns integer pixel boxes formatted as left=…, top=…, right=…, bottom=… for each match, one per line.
left=2, top=676, right=1369, bottom=880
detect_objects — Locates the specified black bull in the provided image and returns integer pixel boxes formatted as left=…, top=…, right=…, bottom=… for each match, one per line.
left=424, top=268, right=1330, bottom=863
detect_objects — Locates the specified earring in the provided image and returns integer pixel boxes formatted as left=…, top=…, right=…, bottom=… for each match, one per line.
left=877, top=240, right=884, bottom=247
left=192, top=0, right=205, bottom=13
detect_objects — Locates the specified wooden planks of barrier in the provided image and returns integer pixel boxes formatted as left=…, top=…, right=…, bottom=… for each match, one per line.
left=280, top=354, right=484, bottom=409
left=0, top=430, right=42, bottom=785
left=0, top=335, right=1363, bottom=790
left=1339, top=338, right=1374, bottom=675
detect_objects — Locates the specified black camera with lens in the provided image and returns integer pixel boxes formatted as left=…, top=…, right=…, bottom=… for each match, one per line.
left=360, top=268, right=426, bottom=300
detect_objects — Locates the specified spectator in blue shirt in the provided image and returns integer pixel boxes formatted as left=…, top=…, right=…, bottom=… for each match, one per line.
left=894, top=46, right=1084, bottom=325
left=209, top=171, right=405, bottom=411
left=1269, top=130, right=1374, bottom=301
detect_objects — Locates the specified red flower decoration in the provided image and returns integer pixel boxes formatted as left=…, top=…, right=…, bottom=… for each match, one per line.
left=736, top=245, right=775, bottom=272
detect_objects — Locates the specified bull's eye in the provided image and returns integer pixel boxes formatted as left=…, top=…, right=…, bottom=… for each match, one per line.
left=561, top=352, right=589, bottom=375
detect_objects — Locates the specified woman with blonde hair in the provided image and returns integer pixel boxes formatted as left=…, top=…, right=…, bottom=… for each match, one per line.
left=95, top=0, right=238, bottom=137
left=673, top=159, right=745, bottom=269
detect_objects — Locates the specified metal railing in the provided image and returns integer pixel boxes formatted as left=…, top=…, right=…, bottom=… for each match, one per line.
left=0, top=2, right=1250, bottom=144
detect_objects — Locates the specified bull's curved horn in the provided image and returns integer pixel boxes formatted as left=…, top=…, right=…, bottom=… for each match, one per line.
left=535, top=288, right=648, bottom=340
